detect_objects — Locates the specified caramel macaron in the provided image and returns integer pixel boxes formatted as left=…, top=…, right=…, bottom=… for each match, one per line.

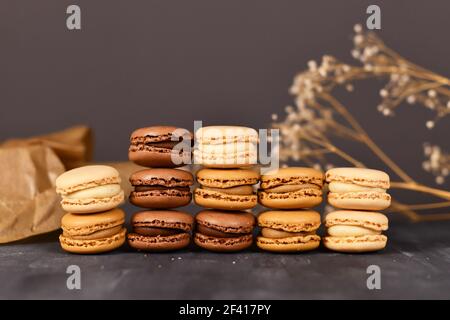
left=129, top=126, right=193, bottom=168
left=60, top=208, right=126, bottom=254
left=56, top=165, right=124, bottom=214
left=258, top=167, right=324, bottom=209
left=323, top=210, right=388, bottom=253
left=325, top=167, right=391, bottom=210
left=194, top=168, right=259, bottom=210
left=256, top=210, right=321, bottom=252
left=129, top=169, right=194, bottom=209
left=127, top=210, right=194, bottom=251
left=194, top=210, right=255, bottom=252
left=194, top=126, right=258, bottom=168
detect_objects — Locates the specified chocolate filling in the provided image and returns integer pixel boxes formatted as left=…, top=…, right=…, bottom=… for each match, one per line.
left=135, top=186, right=190, bottom=192
left=197, top=225, right=246, bottom=238
left=134, top=227, right=183, bottom=237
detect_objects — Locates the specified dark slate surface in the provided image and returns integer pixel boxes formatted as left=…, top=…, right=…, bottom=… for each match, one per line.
left=1, top=203, right=450, bottom=300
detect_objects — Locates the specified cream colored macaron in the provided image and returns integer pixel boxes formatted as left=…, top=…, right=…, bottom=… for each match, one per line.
left=323, top=210, right=388, bottom=253
left=194, top=126, right=258, bottom=168
left=56, top=165, right=124, bottom=214
left=325, top=167, right=391, bottom=211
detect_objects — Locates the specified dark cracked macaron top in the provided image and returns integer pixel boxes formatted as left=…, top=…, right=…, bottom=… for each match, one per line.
left=129, top=126, right=193, bottom=167
left=130, top=168, right=194, bottom=187
left=195, top=210, right=255, bottom=234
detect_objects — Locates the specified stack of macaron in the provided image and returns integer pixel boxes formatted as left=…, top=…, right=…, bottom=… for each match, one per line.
left=56, top=165, right=126, bottom=254
left=127, top=126, right=195, bottom=251
left=323, top=168, right=390, bottom=253
left=193, top=126, right=258, bottom=252
left=256, top=167, right=324, bottom=253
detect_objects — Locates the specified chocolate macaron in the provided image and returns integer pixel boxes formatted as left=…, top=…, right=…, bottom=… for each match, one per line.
left=129, top=126, right=193, bottom=167
left=60, top=208, right=126, bottom=254
left=194, top=210, right=255, bottom=252
left=129, top=169, right=194, bottom=208
left=325, top=168, right=391, bottom=211
left=194, top=168, right=259, bottom=210
left=127, top=210, right=194, bottom=251
left=257, top=210, right=321, bottom=252
left=258, top=167, right=324, bottom=209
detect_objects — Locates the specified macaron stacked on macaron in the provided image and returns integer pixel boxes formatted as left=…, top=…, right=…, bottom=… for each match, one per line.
left=194, top=126, right=258, bottom=168
left=258, top=167, right=324, bottom=209
left=127, top=126, right=195, bottom=251
left=323, top=210, right=388, bottom=253
left=256, top=210, right=321, bottom=252
left=324, top=167, right=391, bottom=252
left=193, top=126, right=259, bottom=252
left=194, top=210, right=255, bottom=252
left=56, top=165, right=126, bottom=254
left=194, top=168, right=259, bottom=211
left=325, top=168, right=391, bottom=211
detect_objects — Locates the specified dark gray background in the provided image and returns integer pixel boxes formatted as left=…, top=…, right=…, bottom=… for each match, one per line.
left=1, top=0, right=449, bottom=189
left=1, top=0, right=450, bottom=300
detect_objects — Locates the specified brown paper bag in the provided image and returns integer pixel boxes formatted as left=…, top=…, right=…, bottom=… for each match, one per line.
left=0, top=145, right=65, bottom=243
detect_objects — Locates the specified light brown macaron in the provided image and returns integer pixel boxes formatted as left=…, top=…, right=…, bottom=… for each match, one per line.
left=59, top=208, right=126, bottom=254
left=258, top=167, right=324, bottom=209
left=194, top=210, right=255, bottom=252
left=325, top=167, right=391, bottom=211
left=56, top=165, right=124, bottom=214
left=129, top=168, right=194, bottom=209
left=194, top=168, right=259, bottom=210
left=323, top=210, right=388, bottom=253
left=257, top=210, right=321, bottom=252
left=129, top=126, right=193, bottom=168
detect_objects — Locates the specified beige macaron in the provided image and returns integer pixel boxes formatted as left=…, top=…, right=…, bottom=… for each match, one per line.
left=323, top=210, right=388, bottom=253
left=194, top=126, right=258, bottom=168
left=56, top=165, right=124, bottom=214
left=325, top=167, right=391, bottom=211
left=60, top=208, right=126, bottom=254
left=257, top=210, right=321, bottom=252
left=258, top=167, right=324, bottom=209
left=194, top=168, right=259, bottom=210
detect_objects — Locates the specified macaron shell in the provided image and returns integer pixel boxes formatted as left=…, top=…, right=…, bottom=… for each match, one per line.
left=128, top=149, right=189, bottom=168
left=325, top=210, right=388, bottom=231
left=258, top=210, right=321, bottom=232
left=131, top=210, right=194, bottom=231
left=260, top=167, right=324, bottom=189
left=60, top=228, right=126, bottom=254
left=130, top=168, right=194, bottom=187
left=325, top=167, right=390, bottom=189
left=257, top=235, right=321, bottom=252
left=61, top=208, right=126, bottom=236
left=194, top=188, right=257, bottom=210
left=56, top=165, right=121, bottom=195
left=323, top=235, right=387, bottom=253
left=258, top=189, right=322, bottom=209
left=130, top=126, right=192, bottom=142
left=196, top=168, right=260, bottom=188
left=328, top=191, right=391, bottom=210
left=127, top=233, right=191, bottom=251
left=193, top=150, right=257, bottom=168
left=194, top=233, right=253, bottom=252
left=130, top=189, right=191, bottom=209
left=61, top=190, right=124, bottom=214
left=195, top=210, right=255, bottom=234
left=195, top=126, right=258, bottom=144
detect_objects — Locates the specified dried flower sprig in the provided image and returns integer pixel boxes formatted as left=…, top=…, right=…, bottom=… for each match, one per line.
left=423, top=143, right=450, bottom=185
left=273, top=24, right=450, bottom=221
